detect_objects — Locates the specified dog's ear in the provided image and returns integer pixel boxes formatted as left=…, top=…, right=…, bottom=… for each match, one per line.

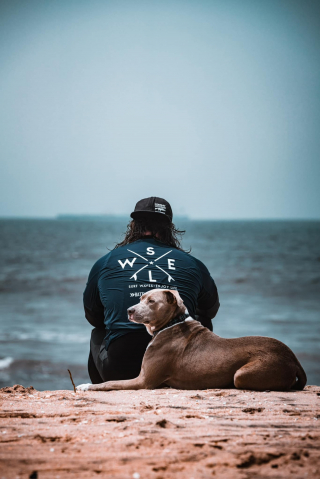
left=164, top=290, right=177, bottom=305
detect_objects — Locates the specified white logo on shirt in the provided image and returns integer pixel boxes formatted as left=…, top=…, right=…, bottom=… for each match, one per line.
left=118, top=247, right=175, bottom=282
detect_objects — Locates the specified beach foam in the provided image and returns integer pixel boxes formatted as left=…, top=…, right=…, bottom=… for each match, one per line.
left=0, top=357, right=13, bottom=370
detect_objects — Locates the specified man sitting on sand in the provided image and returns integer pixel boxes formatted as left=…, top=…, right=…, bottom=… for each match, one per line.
left=84, top=196, right=220, bottom=384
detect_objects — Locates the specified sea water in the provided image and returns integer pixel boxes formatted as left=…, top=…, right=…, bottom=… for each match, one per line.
left=0, top=218, right=319, bottom=390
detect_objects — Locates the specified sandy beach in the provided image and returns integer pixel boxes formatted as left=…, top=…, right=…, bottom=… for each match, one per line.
left=0, top=384, right=319, bottom=479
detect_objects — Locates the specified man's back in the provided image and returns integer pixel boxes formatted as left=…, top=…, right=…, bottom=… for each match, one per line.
left=84, top=237, right=219, bottom=348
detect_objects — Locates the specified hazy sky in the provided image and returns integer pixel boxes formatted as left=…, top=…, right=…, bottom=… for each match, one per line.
left=0, top=0, right=319, bottom=219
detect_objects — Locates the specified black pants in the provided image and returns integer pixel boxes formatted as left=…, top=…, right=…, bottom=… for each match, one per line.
left=88, top=328, right=151, bottom=384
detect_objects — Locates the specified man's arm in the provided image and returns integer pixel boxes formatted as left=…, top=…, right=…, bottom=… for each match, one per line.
left=83, top=257, right=106, bottom=328
left=195, top=258, right=220, bottom=331
left=196, top=297, right=220, bottom=319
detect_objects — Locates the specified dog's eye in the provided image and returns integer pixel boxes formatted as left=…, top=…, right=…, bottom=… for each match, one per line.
left=148, top=299, right=155, bottom=304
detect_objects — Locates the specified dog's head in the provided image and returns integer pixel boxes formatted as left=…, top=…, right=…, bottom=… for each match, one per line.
left=127, top=289, right=186, bottom=336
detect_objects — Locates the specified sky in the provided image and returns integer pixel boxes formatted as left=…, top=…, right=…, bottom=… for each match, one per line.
left=0, top=0, right=319, bottom=219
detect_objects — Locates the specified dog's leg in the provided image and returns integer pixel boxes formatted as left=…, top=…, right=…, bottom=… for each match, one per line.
left=77, top=370, right=159, bottom=391
left=77, top=376, right=144, bottom=391
left=87, top=376, right=145, bottom=391
left=234, top=360, right=296, bottom=391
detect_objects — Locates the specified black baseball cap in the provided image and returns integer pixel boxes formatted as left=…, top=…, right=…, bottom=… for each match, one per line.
left=130, top=197, right=173, bottom=223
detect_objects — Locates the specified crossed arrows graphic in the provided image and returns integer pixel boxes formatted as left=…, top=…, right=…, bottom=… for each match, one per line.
left=127, top=249, right=175, bottom=282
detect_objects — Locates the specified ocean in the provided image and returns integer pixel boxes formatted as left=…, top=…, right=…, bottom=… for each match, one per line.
left=0, top=218, right=319, bottom=390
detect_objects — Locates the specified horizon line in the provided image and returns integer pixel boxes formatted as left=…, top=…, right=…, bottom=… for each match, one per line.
left=0, top=214, right=319, bottom=222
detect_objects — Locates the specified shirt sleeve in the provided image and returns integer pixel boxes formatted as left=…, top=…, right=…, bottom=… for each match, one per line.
left=194, top=258, right=220, bottom=319
left=83, top=255, right=107, bottom=328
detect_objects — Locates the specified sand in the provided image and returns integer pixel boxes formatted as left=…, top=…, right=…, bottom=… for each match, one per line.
left=0, top=384, right=319, bottom=479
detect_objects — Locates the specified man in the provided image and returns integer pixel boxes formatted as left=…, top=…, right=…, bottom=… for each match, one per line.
left=83, top=196, right=220, bottom=384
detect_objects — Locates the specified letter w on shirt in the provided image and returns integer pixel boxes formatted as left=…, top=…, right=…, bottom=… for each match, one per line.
left=118, top=257, right=137, bottom=269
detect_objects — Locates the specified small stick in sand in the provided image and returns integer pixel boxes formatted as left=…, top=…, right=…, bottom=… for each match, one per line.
left=68, top=369, right=77, bottom=393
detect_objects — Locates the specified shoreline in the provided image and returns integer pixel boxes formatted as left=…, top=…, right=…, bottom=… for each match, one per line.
left=0, top=385, right=319, bottom=478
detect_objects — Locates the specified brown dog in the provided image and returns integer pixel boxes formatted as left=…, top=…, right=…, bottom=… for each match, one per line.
left=77, top=289, right=306, bottom=392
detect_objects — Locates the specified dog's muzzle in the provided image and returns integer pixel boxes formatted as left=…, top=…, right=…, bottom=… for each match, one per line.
left=127, top=307, right=150, bottom=324
left=127, top=307, right=135, bottom=322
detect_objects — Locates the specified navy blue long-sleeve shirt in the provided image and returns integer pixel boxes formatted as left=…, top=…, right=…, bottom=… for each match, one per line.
left=83, top=238, right=219, bottom=349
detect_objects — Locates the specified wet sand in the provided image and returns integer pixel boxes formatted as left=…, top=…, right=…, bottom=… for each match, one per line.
left=0, top=384, right=319, bottom=478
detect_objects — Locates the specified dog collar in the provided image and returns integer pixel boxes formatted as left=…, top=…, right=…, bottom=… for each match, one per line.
left=153, top=312, right=189, bottom=337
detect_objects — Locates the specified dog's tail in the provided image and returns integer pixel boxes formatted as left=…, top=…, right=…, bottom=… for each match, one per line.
left=293, top=361, right=307, bottom=390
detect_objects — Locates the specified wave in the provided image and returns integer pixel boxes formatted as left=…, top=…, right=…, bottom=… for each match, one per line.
left=2, top=331, right=88, bottom=344
left=0, top=357, right=14, bottom=369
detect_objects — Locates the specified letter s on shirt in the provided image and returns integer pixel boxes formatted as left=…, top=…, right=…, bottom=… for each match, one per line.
left=146, top=247, right=155, bottom=255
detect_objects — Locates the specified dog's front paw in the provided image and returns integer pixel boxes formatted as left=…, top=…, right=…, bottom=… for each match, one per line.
left=76, top=383, right=92, bottom=392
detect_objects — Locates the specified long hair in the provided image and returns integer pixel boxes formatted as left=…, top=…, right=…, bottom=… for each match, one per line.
left=114, top=216, right=189, bottom=252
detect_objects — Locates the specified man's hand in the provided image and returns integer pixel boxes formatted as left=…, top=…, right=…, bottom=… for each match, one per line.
left=76, top=383, right=92, bottom=392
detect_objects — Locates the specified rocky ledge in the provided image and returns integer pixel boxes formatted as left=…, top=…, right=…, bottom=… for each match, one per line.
left=0, top=385, right=319, bottom=478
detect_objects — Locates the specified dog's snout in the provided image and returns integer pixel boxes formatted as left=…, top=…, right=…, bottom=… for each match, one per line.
left=128, top=307, right=135, bottom=314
